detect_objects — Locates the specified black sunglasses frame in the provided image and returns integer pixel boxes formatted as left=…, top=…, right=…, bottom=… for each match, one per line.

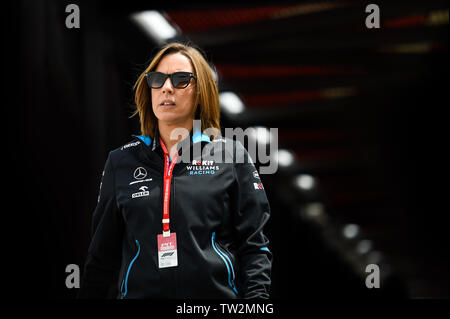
left=145, top=71, right=197, bottom=89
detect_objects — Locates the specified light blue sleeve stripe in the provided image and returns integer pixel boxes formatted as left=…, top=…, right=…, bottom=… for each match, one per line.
left=211, top=233, right=232, bottom=286
left=211, top=232, right=238, bottom=294
left=213, top=235, right=236, bottom=281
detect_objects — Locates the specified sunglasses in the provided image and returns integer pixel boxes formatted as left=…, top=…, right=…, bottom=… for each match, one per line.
left=145, top=71, right=197, bottom=89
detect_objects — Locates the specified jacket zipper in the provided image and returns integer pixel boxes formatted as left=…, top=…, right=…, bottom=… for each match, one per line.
left=211, top=232, right=238, bottom=295
left=120, top=239, right=140, bottom=299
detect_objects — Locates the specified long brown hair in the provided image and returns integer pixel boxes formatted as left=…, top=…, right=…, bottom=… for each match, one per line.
left=133, top=42, right=221, bottom=139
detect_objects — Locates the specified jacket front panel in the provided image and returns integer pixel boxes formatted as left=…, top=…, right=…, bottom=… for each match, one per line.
left=114, top=140, right=239, bottom=298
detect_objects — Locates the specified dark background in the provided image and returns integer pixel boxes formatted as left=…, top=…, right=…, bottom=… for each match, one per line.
left=5, top=0, right=448, bottom=300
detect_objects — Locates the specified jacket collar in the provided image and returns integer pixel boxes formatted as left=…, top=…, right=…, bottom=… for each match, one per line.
left=133, top=128, right=211, bottom=152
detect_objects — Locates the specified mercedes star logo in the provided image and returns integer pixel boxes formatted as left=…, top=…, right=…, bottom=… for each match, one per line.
left=133, top=167, right=147, bottom=180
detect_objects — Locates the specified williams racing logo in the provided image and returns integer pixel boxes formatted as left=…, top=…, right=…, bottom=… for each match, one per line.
left=186, top=160, right=220, bottom=175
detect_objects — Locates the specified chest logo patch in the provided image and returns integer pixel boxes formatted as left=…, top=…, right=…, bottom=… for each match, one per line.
left=132, top=185, right=150, bottom=198
left=186, top=160, right=220, bottom=175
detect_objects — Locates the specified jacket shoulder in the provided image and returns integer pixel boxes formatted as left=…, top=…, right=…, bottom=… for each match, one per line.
left=211, top=137, right=253, bottom=165
left=108, top=137, right=145, bottom=164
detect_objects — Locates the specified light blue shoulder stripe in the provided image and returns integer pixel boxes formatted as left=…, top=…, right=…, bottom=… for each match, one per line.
left=133, top=131, right=209, bottom=146
left=192, top=130, right=211, bottom=144
left=133, top=135, right=152, bottom=146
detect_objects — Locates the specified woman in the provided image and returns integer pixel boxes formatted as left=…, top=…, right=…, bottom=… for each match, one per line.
left=78, top=42, right=272, bottom=299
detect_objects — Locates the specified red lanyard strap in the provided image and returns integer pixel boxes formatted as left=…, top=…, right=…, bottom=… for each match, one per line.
left=159, top=138, right=178, bottom=237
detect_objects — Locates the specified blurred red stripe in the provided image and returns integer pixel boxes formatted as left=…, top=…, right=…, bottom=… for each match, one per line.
left=166, top=5, right=295, bottom=33
left=384, top=14, right=426, bottom=28
left=215, top=65, right=364, bottom=77
left=346, top=13, right=428, bottom=31
left=243, top=90, right=322, bottom=105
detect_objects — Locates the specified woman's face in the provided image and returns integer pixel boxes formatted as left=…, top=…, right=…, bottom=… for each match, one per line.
left=151, top=52, right=196, bottom=127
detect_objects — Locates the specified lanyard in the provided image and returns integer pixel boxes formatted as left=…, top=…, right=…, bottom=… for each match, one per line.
left=159, top=137, right=178, bottom=237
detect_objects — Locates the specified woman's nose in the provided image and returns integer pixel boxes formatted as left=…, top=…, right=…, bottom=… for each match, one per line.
left=162, top=77, right=174, bottom=94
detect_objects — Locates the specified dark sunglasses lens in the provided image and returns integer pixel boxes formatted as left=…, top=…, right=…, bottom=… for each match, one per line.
left=172, top=73, right=190, bottom=88
left=148, top=73, right=166, bottom=88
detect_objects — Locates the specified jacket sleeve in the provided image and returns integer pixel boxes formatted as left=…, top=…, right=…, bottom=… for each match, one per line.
left=233, top=142, right=273, bottom=299
left=78, top=153, right=124, bottom=298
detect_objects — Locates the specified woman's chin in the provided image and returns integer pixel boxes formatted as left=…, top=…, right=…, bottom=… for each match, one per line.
left=156, top=114, right=192, bottom=126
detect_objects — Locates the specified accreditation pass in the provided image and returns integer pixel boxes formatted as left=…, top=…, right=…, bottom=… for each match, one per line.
left=157, top=232, right=178, bottom=268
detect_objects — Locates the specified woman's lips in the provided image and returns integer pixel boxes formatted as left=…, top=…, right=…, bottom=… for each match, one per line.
left=160, top=100, right=176, bottom=106
left=159, top=103, right=176, bottom=110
